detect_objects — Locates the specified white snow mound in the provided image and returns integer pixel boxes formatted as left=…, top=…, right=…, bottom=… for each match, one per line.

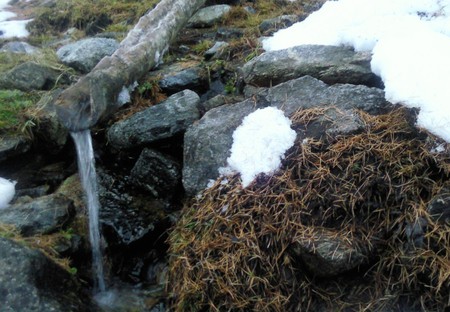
left=225, top=107, right=296, bottom=187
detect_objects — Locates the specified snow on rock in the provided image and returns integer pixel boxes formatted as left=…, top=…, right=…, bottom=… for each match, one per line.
left=262, top=0, right=450, bottom=142
left=0, top=177, right=16, bottom=209
left=223, top=107, right=296, bottom=187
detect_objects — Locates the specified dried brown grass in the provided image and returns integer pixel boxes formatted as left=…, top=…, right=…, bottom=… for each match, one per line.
left=168, top=107, right=450, bottom=311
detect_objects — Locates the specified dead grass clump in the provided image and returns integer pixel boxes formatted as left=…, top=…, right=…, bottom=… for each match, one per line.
left=168, top=107, right=450, bottom=311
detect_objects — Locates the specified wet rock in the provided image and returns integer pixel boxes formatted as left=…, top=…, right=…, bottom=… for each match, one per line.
left=15, top=184, right=50, bottom=199
left=0, top=135, right=31, bottom=163
left=0, top=193, right=75, bottom=236
left=259, top=14, right=303, bottom=36
left=98, top=169, right=169, bottom=245
left=290, top=229, right=369, bottom=277
left=56, top=37, right=119, bottom=73
left=148, top=61, right=208, bottom=94
left=108, top=90, right=200, bottom=150
left=0, top=237, right=99, bottom=311
left=130, top=148, right=181, bottom=198
left=0, top=41, right=38, bottom=54
left=188, top=5, right=232, bottom=28
left=243, top=45, right=381, bottom=87
left=0, top=62, right=63, bottom=91
left=183, top=76, right=388, bottom=195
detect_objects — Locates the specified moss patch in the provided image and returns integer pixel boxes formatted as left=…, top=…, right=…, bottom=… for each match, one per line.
left=168, top=107, right=450, bottom=311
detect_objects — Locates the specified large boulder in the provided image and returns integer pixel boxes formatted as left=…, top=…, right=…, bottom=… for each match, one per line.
left=107, top=89, right=200, bottom=149
left=56, top=38, right=119, bottom=73
left=0, top=193, right=75, bottom=236
left=183, top=75, right=388, bottom=195
left=242, top=45, right=382, bottom=87
left=0, top=237, right=99, bottom=311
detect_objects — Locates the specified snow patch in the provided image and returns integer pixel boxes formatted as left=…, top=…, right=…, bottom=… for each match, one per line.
left=0, top=177, right=16, bottom=209
left=223, top=107, right=296, bottom=187
left=263, top=0, right=450, bottom=142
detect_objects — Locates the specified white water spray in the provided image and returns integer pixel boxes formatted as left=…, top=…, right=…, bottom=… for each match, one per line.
left=71, top=130, right=106, bottom=293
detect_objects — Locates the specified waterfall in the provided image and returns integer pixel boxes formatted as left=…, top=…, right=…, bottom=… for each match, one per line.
left=71, top=130, right=106, bottom=293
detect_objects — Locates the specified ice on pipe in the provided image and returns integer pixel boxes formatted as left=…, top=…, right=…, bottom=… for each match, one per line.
left=0, top=177, right=16, bottom=209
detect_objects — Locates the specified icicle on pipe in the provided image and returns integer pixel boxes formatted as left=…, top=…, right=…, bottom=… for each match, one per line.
left=52, top=0, right=206, bottom=131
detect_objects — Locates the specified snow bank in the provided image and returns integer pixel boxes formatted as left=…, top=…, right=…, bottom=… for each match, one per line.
left=222, top=107, right=296, bottom=187
left=263, top=0, right=450, bottom=142
left=0, top=177, right=16, bottom=209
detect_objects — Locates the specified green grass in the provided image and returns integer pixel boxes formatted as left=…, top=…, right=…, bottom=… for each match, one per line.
left=0, top=90, right=37, bottom=133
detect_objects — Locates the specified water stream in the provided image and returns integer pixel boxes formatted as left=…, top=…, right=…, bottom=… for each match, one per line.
left=71, top=130, right=106, bottom=293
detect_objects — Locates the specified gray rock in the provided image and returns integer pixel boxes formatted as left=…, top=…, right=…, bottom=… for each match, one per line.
left=149, top=62, right=207, bottom=94
left=0, top=135, right=31, bottom=163
left=243, top=6, right=256, bottom=14
left=0, top=62, right=62, bottom=91
left=0, top=237, right=99, bottom=312
left=215, top=27, right=244, bottom=39
left=0, top=193, right=75, bottom=236
left=200, top=94, right=244, bottom=113
left=130, top=148, right=181, bottom=198
left=206, top=0, right=241, bottom=4
left=183, top=98, right=261, bottom=195
left=188, top=5, right=232, bottom=28
left=56, top=37, right=119, bottom=73
left=204, top=41, right=229, bottom=59
left=183, top=76, right=388, bottom=195
left=108, top=90, right=200, bottom=149
left=37, top=90, right=69, bottom=152
left=97, top=169, right=169, bottom=245
left=0, top=41, right=38, bottom=54
left=404, top=217, right=428, bottom=250
left=259, top=15, right=303, bottom=36
left=243, top=45, right=381, bottom=87
left=427, top=191, right=450, bottom=224
left=290, top=229, right=369, bottom=277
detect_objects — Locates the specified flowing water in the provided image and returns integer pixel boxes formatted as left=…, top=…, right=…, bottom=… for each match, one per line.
left=71, top=130, right=106, bottom=293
